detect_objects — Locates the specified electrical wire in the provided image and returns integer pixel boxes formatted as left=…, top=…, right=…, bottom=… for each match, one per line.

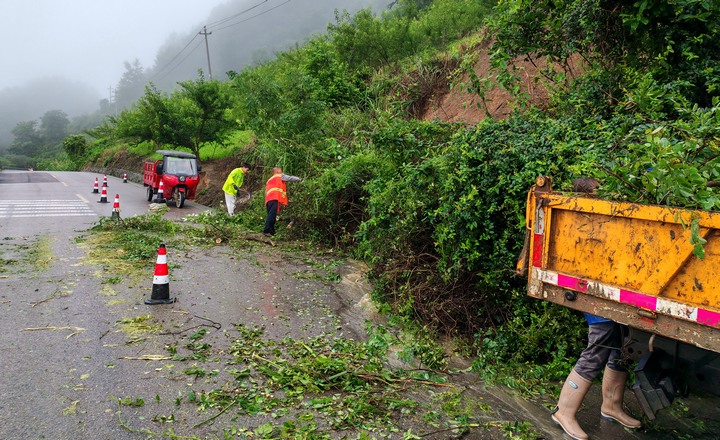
left=147, top=0, right=292, bottom=83
left=151, top=39, right=205, bottom=83
left=209, top=0, right=291, bottom=33
left=148, top=34, right=201, bottom=82
left=204, top=0, right=270, bottom=28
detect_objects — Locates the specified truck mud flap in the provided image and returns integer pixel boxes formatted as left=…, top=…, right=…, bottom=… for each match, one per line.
left=632, top=351, right=675, bottom=420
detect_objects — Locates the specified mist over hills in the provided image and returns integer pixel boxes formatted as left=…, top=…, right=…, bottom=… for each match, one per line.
left=149, top=0, right=393, bottom=90
left=0, top=0, right=393, bottom=149
left=0, top=78, right=99, bottom=147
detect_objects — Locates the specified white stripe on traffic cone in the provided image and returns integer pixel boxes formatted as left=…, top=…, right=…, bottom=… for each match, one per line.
left=145, top=244, right=175, bottom=304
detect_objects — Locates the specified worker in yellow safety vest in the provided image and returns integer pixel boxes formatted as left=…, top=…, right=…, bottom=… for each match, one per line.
left=222, top=162, right=252, bottom=215
left=263, top=166, right=301, bottom=235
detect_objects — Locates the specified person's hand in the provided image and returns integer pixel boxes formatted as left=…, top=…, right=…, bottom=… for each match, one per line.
left=233, top=184, right=240, bottom=193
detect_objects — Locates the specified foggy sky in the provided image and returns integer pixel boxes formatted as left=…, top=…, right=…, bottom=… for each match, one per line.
left=0, top=0, right=225, bottom=96
left=0, top=0, right=392, bottom=147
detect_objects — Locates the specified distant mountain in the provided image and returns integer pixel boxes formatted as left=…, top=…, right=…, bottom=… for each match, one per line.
left=148, top=0, right=394, bottom=90
left=0, top=77, right=99, bottom=147
left=0, top=0, right=393, bottom=148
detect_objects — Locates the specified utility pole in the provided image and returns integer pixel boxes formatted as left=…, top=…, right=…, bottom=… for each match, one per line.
left=108, top=86, right=118, bottom=116
left=199, top=26, right=213, bottom=80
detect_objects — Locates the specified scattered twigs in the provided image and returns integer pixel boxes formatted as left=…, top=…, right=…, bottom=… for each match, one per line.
left=118, top=354, right=171, bottom=361
left=192, top=398, right=239, bottom=428
left=22, top=326, right=85, bottom=338
left=30, top=289, right=64, bottom=307
left=159, top=315, right=221, bottom=336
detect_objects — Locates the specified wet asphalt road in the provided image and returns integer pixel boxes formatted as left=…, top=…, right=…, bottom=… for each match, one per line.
left=1, top=170, right=719, bottom=439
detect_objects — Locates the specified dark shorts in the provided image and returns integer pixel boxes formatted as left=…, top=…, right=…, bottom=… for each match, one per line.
left=574, top=321, right=629, bottom=381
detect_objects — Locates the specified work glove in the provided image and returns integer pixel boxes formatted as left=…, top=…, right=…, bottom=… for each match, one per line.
left=233, top=184, right=240, bottom=195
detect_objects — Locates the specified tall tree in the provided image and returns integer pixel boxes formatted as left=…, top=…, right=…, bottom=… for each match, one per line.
left=115, top=59, right=148, bottom=110
left=175, top=74, right=232, bottom=157
left=40, top=110, right=69, bottom=145
left=116, top=76, right=232, bottom=156
left=8, top=120, right=41, bottom=156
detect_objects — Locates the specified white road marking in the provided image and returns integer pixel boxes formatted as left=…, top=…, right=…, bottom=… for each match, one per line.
left=0, top=200, right=97, bottom=218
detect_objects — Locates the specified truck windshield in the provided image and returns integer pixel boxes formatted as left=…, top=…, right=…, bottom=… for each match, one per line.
left=164, top=157, right=197, bottom=176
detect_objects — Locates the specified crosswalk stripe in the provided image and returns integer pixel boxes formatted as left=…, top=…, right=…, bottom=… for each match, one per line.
left=0, top=200, right=97, bottom=218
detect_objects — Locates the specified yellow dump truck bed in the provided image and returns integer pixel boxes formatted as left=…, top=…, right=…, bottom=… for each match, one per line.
left=519, top=176, right=720, bottom=353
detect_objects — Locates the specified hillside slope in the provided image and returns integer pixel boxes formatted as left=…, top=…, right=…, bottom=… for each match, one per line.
left=96, top=40, right=575, bottom=210
left=199, top=44, right=579, bottom=206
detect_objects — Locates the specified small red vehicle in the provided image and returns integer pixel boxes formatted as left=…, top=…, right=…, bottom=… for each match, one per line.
left=143, top=150, right=201, bottom=208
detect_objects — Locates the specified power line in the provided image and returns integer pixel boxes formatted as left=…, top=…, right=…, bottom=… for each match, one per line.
left=199, top=26, right=213, bottom=80
left=147, top=0, right=292, bottom=84
left=209, top=0, right=291, bottom=33
left=205, top=0, right=270, bottom=28
left=152, top=39, right=205, bottom=83
left=148, top=34, right=201, bottom=82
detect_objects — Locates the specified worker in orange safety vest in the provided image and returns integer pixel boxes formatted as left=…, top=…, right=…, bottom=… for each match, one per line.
left=263, top=166, right=301, bottom=235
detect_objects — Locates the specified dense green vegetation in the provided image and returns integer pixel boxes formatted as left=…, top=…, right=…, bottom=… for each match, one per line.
left=6, top=0, right=720, bottom=389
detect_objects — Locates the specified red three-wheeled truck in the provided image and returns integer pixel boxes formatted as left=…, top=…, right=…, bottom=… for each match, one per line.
left=143, top=150, right=201, bottom=208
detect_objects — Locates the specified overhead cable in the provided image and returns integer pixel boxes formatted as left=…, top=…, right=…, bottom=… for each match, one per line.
left=149, top=34, right=201, bottom=82
left=204, top=0, right=269, bottom=28
left=147, top=0, right=292, bottom=82
left=152, top=39, right=205, bottom=83
left=209, top=0, right=291, bottom=33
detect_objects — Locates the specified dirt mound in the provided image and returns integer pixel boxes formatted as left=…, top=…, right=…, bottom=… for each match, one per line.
left=193, top=157, right=265, bottom=207
left=420, top=39, right=583, bottom=124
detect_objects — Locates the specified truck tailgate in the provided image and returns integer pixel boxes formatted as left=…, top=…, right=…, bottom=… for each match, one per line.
left=523, top=180, right=720, bottom=352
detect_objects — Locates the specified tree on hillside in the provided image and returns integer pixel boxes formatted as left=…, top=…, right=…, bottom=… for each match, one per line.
left=40, top=110, right=69, bottom=145
left=63, top=134, right=89, bottom=167
left=115, top=59, right=148, bottom=110
left=116, top=84, right=170, bottom=148
left=175, top=74, right=232, bottom=157
left=8, top=120, right=41, bottom=156
left=116, top=75, right=231, bottom=157
left=488, top=0, right=720, bottom=109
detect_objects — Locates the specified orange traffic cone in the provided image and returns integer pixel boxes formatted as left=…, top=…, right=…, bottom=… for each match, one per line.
left=123, top=173, right=128, bottom=183
left=92, top=178, right=99, bottom=193
left=145, top=244, right=175, bottom=304
left=111, top=194, right=120, bottom=219
left=98, top=185, right=108, bottom=203
left=153, top=180, right=165, bottom=203
left=103, top=174, right=108, bottom=188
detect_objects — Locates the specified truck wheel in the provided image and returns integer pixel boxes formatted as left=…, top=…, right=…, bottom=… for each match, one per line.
left=146, top=186, right=154, bottom=202
left=175, top=190, right=185, bottom=208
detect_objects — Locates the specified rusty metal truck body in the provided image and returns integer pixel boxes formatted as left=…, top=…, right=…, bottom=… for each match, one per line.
left=517, top=176, right=720, bottom=418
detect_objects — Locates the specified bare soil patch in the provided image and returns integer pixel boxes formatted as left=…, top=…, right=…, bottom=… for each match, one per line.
left=421, top=39, right=584, bottom=125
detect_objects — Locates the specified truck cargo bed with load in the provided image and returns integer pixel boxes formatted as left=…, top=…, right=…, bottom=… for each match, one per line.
left=143, top=150, right=200, bottom=208
left=517, top=176, right=720, bottom=419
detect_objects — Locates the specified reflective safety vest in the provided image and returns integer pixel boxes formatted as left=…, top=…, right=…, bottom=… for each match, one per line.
left=265, top=173, right=288, bottom=206
left=222, top=168, right=245, bottom=195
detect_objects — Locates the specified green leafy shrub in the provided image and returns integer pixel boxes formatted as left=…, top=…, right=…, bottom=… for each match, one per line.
left=472, top=299, right=587, bottom=388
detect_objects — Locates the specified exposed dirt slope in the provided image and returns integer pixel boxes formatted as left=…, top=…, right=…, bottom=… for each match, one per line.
left=422, top=39, right=583, bottom=125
